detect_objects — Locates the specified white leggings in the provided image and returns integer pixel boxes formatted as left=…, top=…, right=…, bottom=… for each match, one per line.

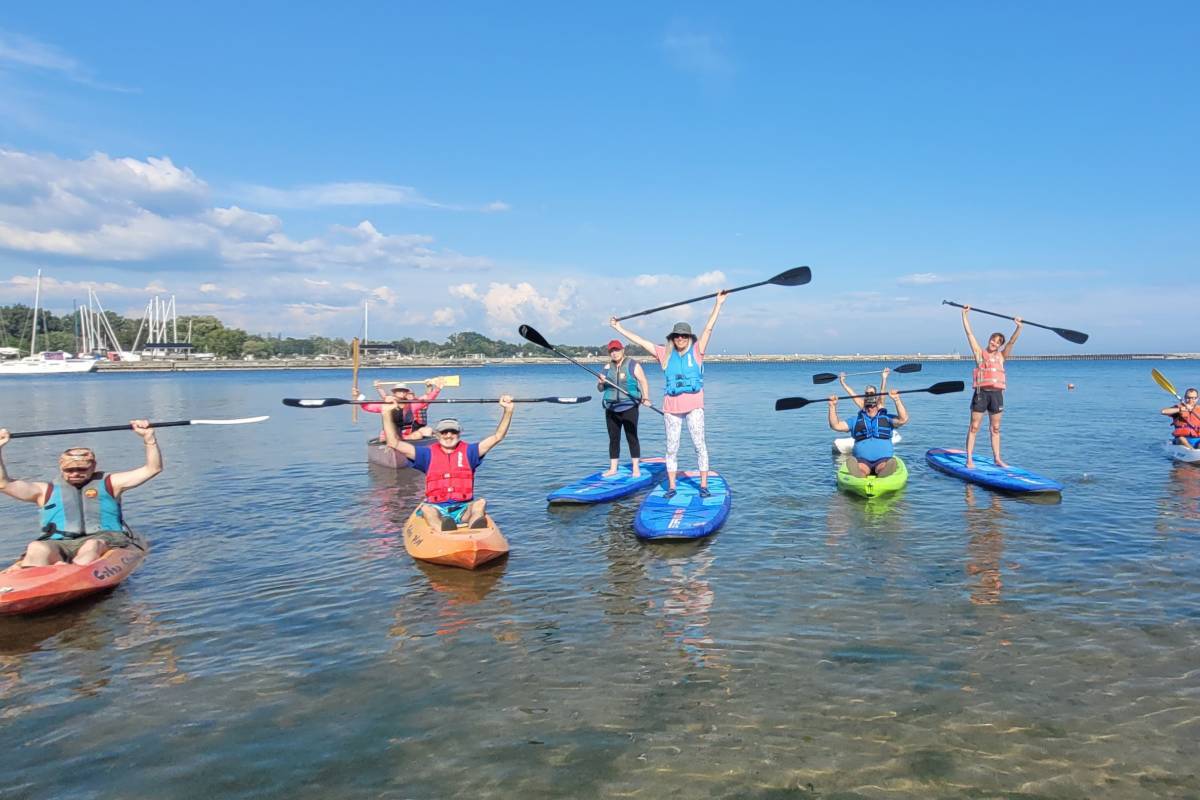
left=664, top=409, right=708, bottom=473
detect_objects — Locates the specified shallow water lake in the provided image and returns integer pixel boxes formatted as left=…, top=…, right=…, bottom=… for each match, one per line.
left=1, top=360, right=1198, bottom=798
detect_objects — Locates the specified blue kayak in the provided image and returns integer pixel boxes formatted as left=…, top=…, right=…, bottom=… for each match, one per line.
left=546, top=458, right=667, bottom=504
left=925, top=448, right=1062, bottom=494
left=634, top=471, right=731, bottom=540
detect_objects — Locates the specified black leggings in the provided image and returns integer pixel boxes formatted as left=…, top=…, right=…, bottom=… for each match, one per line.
left=605, top=405, right=641, bottom=459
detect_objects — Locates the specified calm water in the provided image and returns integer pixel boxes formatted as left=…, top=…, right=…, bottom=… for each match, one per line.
left=1, top=361, right=1198, bottom=799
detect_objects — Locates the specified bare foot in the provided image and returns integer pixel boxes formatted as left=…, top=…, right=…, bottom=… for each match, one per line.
left=601, top=469, right=618, bottom=477
left=965, top=459, right=975, bottom=469
left=995, top=459, right=1009, bottom=468
left=631, top=470, right=641, bottom=478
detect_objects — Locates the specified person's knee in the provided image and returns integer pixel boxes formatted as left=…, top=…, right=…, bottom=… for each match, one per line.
left=990, top=421, right=1002, bottom=434
left=23, top=541, right=56, bottom=561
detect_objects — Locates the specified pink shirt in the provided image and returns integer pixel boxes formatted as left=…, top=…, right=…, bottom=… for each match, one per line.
left=654, top=343, right=705, bottom=415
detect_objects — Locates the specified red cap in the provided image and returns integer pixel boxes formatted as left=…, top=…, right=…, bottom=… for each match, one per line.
left=606, top=339, right=624, bottom=351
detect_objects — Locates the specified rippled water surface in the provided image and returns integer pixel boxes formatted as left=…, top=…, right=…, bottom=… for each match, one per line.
left=2, top=361, right=1199, bottom=799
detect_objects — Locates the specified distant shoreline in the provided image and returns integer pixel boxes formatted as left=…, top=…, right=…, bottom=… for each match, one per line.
left=88, top=352, right=1200, bottom=372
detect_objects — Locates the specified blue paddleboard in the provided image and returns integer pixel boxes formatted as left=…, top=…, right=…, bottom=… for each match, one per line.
left=547, top=458, right=667, bottom=504
left=925, top=448, right=1062, bottom=494
left=634, top=471, right=731, bottom=540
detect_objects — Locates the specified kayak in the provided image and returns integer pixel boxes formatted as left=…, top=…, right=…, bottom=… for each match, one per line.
left=547, top=457, right=667, bottom=504
left=833, top=432, right=902, bottom=455
left=1162, top=442, right=1200, bottom=464
left=0, top=532, right=148, bottom=615
left=402, top=506, right=508, bottom=569
left=925, top=448, right=1062, bottom=494
left=366, top=436, right=434, bottom=469
left=634, top=471, right=731, bottom=540
left=837, top=456, right=909, bottom=498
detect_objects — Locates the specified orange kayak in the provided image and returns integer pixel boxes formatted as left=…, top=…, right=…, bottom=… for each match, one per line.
left=402, top=506, right=508, bottom=569
left=0, top=532, right=148, bottom=615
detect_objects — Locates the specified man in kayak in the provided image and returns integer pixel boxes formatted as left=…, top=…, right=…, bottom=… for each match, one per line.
left=0, top=421, right=161, bottom=566
left=828, top=387, right=909, bottom=476
left=353, top=378, right=443, bottom=440
left=610, top=290, right=729, bottom=498
left=598, top=339, right=652, bottom=477
left=382, top=395, right=514, bottom=530
left=1162, top=387, right=1200, bottom=447
left=961, top=304, right=1022, bottom=468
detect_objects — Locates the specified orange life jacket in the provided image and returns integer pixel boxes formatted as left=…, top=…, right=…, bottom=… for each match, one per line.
left=1173, top=406, right=1200, bottom=438
left=425, top=441, right=475, bottom=503
left=972, top=349, right=1006, bottom=390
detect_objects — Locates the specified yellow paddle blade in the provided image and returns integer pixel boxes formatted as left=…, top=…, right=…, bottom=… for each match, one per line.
left=1152, top=368, right=1179, bottom=398
left=351, top=338, right=361, bottom=424
left=438, top=374, right=461, bottom=388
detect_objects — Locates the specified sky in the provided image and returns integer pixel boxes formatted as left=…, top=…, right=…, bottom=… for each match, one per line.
left=0, top=2, right=1196, bottom=354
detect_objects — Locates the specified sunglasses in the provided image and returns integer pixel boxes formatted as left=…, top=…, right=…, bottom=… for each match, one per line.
left=438, top=429, right=460, bottom=436
left=63, top=466, right=92, bottom=474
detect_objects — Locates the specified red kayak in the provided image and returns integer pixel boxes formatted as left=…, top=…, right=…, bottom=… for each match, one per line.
left=0, top=532, right=148, bottom=615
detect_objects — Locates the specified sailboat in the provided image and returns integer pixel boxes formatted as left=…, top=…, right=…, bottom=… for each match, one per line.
left=0, top=270, right=98, bottom=376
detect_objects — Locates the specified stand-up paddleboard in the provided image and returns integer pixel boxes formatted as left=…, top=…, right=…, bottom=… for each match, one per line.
left=547, top=458, right=667, bottom=504
left=833, top=432, right=902, bottom=455
left=925, top=448, right=1062, bottom=494
left=1162, top=442, right=1200, bottom=464
left=634, top=471, right=731, bottom=540
left=837, top=456, right=909, bottom=499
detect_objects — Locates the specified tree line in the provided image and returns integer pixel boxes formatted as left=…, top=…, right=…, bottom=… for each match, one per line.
left=0, top=304, right=607, bottom=360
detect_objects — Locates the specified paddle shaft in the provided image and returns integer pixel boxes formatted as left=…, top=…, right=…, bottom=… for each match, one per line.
left=518, top=326, right=664, bottom=416
left=351, top=337, right=360, bottom=423
left=9, top=419, right=265, bottom=439
left=812, top=363, right=921, bottom=383
left=285, top=397, right=590, bottom=407
left=942, top=300, right=1087, bottom=344
left=775, top=381, right=965, bottom=411
left=614, top=266, right=811, bottom=321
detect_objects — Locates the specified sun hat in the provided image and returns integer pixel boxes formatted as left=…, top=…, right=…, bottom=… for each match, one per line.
left=606, top=339, right=624, bottom=351
left=59, top=447, right=96, bottom=470
left=434, top=418, right=462, bottom=433
left=666, top=322, right=696, bottom=341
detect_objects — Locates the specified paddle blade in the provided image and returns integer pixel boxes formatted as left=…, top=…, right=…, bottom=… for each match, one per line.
left=191, top=416, right=270, bottom=425
left=895, top=363, right=923, bottom=374
left=1054, top=327, right=1089, bottom=345
left=282, top=398, right=352, bottom=408
left=519, top=324, right=552, bottom=349
left=812, top=373, right=838, bottom=384
left=769, top=266, right=812, bottom=286
left=774, top=397, right=812, bottom=411
left=1152, top=368, right=1179, bottom=398
left=545, top=396, right=591, bottom=404
left=440, top=374, right=461, bottom=388
left=927, top=381, right=966, bottom=395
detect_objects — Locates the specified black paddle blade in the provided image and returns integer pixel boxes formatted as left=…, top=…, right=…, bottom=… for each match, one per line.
left=811, top=373, right=838, bottom=384
left=928, top=381, right=966, bottom=395
left=1054, top=328, right=1089, bottom=345
left=895, top=363, right=922, bottom=373
left=774, top=397, right=812, bottom=411
left=518, top=324, right=552, bottom=349
left=770, top=266, right=812, bottom=286
left=282, top=398, right=352, bottom=408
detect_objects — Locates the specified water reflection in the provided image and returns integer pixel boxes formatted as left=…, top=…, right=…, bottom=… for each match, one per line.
left=963, top=484, right=1009, bottom=606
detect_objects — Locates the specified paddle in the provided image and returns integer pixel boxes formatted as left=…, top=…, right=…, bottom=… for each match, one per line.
left=1152, top=367, right=1183, bottom=401
left=518, top=324, right=665, bottom=416
left=351, top=337, right=361, bottom=423
left=8, top=416, right=270, bottom=439
left=774, top=381, right=965, bottom=411
left=943, top=300, right=1088, bottom=345
left=812, top=363, right=922, bottom=384
left=614, top=266, right=812, bottom=321
left=283, top=396, right=591, bottom=408
left=375, top=375, right=461, bottom=388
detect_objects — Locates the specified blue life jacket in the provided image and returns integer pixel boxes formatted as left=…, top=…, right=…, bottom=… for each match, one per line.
left=851, top=408, right=894, bottom=441
left=664, top=344, right=703, bottom=396
left=603, top=358, right=642, bottom=409
left=39, top=474, right=128, bottom=539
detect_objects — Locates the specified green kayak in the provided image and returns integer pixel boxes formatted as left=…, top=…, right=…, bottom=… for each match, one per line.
left=836, top=456, right=909, bottom=499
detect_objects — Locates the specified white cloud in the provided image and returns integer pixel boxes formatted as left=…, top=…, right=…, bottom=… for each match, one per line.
left=0, top=30, right=135, bottom=92
left=897, top=272, right=947, bottom=285
left=452, top=280, right=577, bottom=334
left=449, top=283, right=480, bottom=300
left=694, top=270, right=726, bottom=287
left=482, top=201, right=511, bottom=213
left=634, top=274, right=661, bottom=287
left=431, top=307, right=458, bottom=326
left=239, top=181, right=436, bottom=209
left=662, top=26, right=733, bottom=78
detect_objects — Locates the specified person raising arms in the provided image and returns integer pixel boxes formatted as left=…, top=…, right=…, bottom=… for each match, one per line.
left=961, top=304, right=1022, bottom=468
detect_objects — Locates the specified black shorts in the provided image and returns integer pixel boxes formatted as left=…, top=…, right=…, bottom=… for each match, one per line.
left=971, top=388, right=1004, bottom=414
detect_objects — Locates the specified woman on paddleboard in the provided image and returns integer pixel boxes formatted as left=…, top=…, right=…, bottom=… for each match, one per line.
left=598, top=339, right=652, bottom=477
left=961, top=305, right=1022, bottom=468
left=1162, top=387, right=1200, bottom=447
left=610, top=290, right=728, bottom=497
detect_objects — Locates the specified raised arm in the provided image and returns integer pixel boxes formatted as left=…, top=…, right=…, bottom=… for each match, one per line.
left=838, top=373, right=865, bottom=410
left=381, top=399, right=418, bottom=460
left=0, top=429, right=50, bottom=503
left=961, top=306, right=982, bottom=362
left=107, top=420, right=163, bottom=496
left=1162, top=404, right=1185, bottom=416
left=634, top=362, right=651, bottom=405
left=477, top=395, right=514, bottom=456
left=889, top=391, right=910, bottom=427
left=1002, top=317, right=1023, bottom=358
left=609, top=318, right=657, bottom=358
left=827, top=397, right=850, bottom=433
left=696, top=290, right=729, bottom=353
left=372, top=380, right=389, bottom=401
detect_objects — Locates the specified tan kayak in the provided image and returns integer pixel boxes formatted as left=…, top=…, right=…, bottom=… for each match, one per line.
left=402, top=506, right=508, bottom=569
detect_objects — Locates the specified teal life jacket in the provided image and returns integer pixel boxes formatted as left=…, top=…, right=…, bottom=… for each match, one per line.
left=602, top=358, right=642, bottom=409
left=851, top=408, right=894, bottom=441
left=664, top=344, right=703, bottom=396
left=39, top=474, right=128, bottom=539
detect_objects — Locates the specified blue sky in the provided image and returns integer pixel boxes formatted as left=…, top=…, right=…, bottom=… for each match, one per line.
left=0, top=3, right=1196, bottom=353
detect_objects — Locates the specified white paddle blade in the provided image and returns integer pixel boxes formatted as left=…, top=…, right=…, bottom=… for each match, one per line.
left=189, top=416, right=271, bottom=425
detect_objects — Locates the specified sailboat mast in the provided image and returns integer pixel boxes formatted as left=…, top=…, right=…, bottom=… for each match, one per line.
left=30, top=269, right=42, bottom=355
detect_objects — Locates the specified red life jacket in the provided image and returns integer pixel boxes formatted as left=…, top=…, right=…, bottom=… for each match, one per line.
left=972, top=350, right=1006, bottom=389
left=425, top=441, right=475, bottom=503
left=1173, top=406, right=1200, bottom=438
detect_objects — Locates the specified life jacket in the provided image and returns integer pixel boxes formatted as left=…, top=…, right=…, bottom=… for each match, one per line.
left=38, top=474, right=128, bottom=539
left=389, top=403, right=423, bottom=434
left=851, top=408, right=894, bottom=441
left=1173, top=406, right=1200, bottom=438
left=424, top=441, right=475, bottom=503
left=972, top=349, right=1006, bottom=389
left=602, top=358, right=642, bottom=409
left=664, top=344, right=703, bottom=397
